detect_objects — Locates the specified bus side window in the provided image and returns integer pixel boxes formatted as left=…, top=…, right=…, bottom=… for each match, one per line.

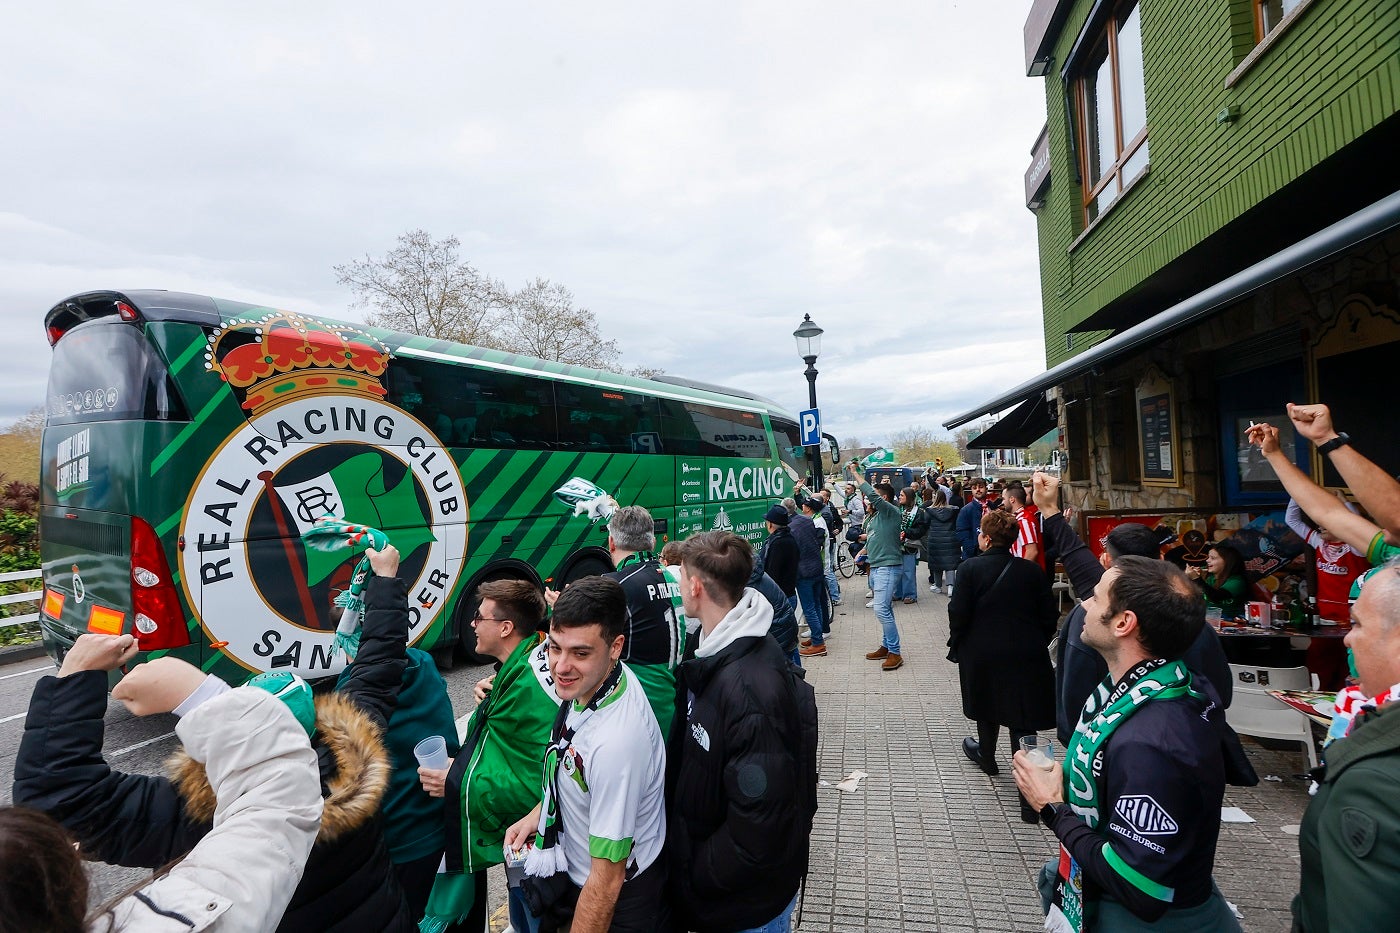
left=386, top=358, right=558, bottom=449
left=554, top=385, right=661, bottom=454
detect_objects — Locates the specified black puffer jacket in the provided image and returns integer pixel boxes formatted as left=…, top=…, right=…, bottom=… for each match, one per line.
left=667, top=634, right=807, bottom=932
left=13, top=576, right=417, bottom=933
left=923, top=505, right=961, bottom=571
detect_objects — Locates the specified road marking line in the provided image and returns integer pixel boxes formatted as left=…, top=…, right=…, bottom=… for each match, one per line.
left=0, top=664, right=52, bottom=681
left=0, top=711, right=25, bottom=724
left=110, top=731, right=177, bottom=757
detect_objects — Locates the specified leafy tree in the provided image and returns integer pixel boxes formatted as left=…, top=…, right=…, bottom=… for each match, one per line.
left=0, top=407, right=42, bottom=486
left=889, top=426, right=961, bottom=468
left=0, top=476, right=40, bottom=645
left=334, top=229, right=507, bottom=346
left=500, top=278, right=620, bottom=370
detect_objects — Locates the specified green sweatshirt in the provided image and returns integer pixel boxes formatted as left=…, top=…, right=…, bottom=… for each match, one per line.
left=859, top=481, right=904, bottom=568
left=456, top=634, right=559, bottom=872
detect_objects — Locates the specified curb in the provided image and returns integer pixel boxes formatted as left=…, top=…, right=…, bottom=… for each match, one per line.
left=0, top=642, right=49, bottom=664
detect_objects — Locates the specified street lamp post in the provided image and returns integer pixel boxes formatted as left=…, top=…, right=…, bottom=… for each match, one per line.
left=793, top=313, right=824, bottom=491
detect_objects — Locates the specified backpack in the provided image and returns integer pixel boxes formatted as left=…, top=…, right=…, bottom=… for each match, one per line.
left=822, top=503, right=843, bottom=540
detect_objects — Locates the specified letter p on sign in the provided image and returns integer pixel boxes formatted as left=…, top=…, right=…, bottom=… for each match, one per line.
left=799, top=408, right=821, bottom=447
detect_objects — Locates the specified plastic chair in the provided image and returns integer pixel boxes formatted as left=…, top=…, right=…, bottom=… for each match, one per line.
left=1225, top=664, right=1319, bottom=770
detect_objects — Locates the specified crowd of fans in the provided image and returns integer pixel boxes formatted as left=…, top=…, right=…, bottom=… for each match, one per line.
left=2, top=401, right=1398, bottom=931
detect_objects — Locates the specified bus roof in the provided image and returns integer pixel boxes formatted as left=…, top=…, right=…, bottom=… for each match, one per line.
left=47, top=288, right=797, bottom=419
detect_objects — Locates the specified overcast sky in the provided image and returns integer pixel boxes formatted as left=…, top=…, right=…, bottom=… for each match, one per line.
left=1, top=1, right=1048, bottom=447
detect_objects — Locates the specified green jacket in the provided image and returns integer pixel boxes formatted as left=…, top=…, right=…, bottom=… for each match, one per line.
left=859, top=481, right=903, bottom=568
left=1292, top=702, right=1400, bottom=931
left=452, top=634, right=560, bottom=873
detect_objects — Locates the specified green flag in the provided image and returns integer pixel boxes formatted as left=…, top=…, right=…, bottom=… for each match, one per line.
left=275, top=451, right=436, bottom=586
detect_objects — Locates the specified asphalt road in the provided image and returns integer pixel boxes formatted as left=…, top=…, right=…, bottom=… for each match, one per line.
left=0, top=648, right=497, bottom=910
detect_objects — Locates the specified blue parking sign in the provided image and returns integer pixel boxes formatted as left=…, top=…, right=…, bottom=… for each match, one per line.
left=799, top=408, right=821, bottom=446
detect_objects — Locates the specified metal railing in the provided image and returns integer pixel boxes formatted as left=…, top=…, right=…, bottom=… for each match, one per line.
left=0, top=568, right=41, bottom=632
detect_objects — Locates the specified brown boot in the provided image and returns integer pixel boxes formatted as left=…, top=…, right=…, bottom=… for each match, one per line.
left=881, top=652, right=904, bottom=671
left=865, top=646, right=889, bottom=660
left=799, top=643, right=827, bottom=657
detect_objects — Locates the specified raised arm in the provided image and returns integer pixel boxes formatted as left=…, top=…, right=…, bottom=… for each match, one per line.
left=1288, top=402, right=1400, bottom=540
left=1246, top=423, right=1379, bottom=554
left=1032, top=471, right=1102, bottom=600
left=12, top=635, right=207, bottom=868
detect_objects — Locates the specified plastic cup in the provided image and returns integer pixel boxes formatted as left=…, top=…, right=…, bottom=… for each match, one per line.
left=1206, top=606, right=1224, bottom=626
left=1019, top=735, right=1057, bottom=770
left=414, top=735, right=450, bottom=771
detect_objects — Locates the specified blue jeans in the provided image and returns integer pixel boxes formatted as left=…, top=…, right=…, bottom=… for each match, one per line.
left=896, top=551, right=919, bottom=600
left=795, top=576, right=828, bottom=645
left=508, top=884, right=540, bottom=933
left=787, top=647, right=802, bottom=668
left=824, top=553, right=841, bottom=604
left=870, top=565, right=900, bottom=654
left=734, top=893, right=798, bottom=933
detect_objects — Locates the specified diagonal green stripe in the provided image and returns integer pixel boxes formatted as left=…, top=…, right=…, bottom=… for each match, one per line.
left=150, top=385, right=235, bottom=477
left=168, top=332, right=207, bottom=375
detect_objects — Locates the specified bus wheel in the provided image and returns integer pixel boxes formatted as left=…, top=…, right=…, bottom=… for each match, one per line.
left=560, top=552, right=613, bottom=586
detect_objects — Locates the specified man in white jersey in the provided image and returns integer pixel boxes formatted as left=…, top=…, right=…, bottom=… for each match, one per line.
left=505, top=576, right=667, bottom=933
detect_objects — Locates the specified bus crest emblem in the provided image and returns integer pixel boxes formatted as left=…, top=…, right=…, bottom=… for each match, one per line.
left=180, top=311, right=468, bottom=679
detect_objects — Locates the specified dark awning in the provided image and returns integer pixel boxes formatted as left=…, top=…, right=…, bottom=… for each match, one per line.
left=964, top=396, right=1056, bottom=449
left=943, top=188, right=1400, bottom=430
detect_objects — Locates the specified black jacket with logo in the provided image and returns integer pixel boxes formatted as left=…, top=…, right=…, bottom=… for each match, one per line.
left=1044, top=678, right=1228, bottom=922
left=667, top=634, right=807, bottom=932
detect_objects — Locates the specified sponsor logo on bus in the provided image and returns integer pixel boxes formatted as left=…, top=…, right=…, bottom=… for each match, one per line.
left=707, top=466, right=786, bottom=501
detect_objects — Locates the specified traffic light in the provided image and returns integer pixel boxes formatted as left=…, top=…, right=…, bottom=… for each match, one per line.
left=935, top=457, right=944, bottom=472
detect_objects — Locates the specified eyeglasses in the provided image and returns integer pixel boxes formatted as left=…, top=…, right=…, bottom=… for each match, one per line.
left=471, top=615, right=510, bottom=625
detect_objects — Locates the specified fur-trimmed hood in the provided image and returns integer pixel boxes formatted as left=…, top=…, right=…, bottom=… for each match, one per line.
left=167, top=691, right=390, bottom=844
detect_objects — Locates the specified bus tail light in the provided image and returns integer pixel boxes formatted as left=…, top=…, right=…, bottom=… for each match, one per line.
left=130, top=517, right=190, bottom=650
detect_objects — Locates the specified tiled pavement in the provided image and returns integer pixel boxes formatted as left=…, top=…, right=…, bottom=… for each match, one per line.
left=796, top=582, right=1314, bottom=932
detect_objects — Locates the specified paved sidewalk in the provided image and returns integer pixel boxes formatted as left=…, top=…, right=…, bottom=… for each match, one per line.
left=797, top=585, right=1312, bottom=932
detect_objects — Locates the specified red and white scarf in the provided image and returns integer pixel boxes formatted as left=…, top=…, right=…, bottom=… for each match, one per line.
left=1327, top=682, right=1400, bottom=746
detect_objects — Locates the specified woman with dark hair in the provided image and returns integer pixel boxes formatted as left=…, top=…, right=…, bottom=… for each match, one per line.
left=949, top=508, right=1059, bottom=822
left=924, top=488, right=962, bottom=596
left=1186, top=543, right=1249, bottom=619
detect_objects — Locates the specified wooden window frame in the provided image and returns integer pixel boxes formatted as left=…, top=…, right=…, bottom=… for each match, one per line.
left=1074, top=0, right=1148, bottom=226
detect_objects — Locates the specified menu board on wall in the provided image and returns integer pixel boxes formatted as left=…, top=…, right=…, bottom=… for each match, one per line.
left=1136, top=369, right=1178, bottom=486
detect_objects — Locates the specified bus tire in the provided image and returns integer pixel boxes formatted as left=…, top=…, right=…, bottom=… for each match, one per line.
left=558, top=548, right=614, bottom=586
left=453, top=563, right=542, bottom=666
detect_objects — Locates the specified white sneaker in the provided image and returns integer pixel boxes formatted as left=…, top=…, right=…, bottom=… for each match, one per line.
left=929, top=584, right=938, bottom=593
left=865, top=589, right=874, bottom=599
left=947, top=585, right=954, bottom=597
left=864, top=601, right=875, bottom=608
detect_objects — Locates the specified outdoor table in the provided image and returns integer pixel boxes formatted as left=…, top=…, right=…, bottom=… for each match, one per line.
left=1211, top=621, right=1351, bottom=640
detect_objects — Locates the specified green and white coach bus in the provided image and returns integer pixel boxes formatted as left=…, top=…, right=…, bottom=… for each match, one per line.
left=38, top=289, right=819, bottom=682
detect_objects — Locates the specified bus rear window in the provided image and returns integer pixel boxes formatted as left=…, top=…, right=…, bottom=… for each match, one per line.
left=47, top=322, right=185, bottom=425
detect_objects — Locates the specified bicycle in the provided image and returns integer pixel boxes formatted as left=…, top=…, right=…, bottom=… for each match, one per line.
left=836, top=544, right=856, bottom=579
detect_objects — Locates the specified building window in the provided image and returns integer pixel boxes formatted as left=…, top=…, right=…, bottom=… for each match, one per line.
left=1255, top=0, right=1304, bottom=39
left=1076, top=1, right=1148, bottom=224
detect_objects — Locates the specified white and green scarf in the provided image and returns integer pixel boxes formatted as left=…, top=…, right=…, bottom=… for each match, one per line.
left=300, top=515, right=389, bottom=663
left=1047, top=658, right=1197, bottom=933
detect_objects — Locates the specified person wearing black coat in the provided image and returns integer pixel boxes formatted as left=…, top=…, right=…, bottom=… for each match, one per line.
left=758, top=505, right=799, bottom=598
left=1024, top=473, right=1239, bottom=752
left=668, top=531, right=811, bottom=933
left=948, top=508, right=1058, bottom=821
left=13, top=552, right=418, bottom=933
left=749, top=562, right=800, bottom=663
left=923, top=491, right=962, bottom=594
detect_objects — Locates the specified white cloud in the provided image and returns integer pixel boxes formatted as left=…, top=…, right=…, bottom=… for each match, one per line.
left=0, top=1, right=1049, bottom=442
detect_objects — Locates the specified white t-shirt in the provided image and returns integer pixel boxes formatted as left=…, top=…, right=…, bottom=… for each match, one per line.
left=556, top=662, right=667, bottom=886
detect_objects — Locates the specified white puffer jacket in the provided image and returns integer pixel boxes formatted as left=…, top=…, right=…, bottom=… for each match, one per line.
left=94, top=687, right=322, bottom=933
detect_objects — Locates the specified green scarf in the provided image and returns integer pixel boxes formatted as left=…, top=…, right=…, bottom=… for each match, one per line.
left=300, top=515, right=389, bottom=663
left=1048, top=659, right=1197, bottom=933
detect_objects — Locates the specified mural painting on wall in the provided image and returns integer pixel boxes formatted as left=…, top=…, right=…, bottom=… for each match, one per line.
left=1083, top=509, right=1308, bottom=602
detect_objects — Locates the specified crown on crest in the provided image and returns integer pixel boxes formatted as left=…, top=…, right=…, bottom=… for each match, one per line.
left=205, top=311, right=391, bottom=414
